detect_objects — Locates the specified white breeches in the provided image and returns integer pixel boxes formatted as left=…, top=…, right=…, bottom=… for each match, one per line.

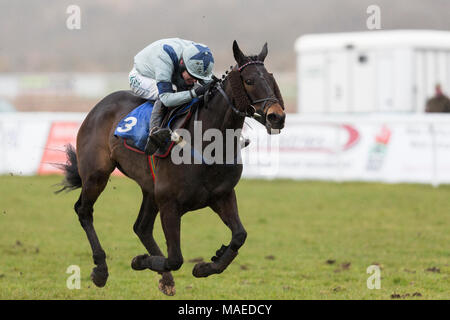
left=128, top=67, right=160, bottom=100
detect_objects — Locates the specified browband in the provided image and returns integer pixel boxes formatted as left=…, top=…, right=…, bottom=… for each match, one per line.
left=237, top=60, right=264, bottom=72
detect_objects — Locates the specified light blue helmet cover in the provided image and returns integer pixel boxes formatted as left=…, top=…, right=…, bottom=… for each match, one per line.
left=182, top=43, right=214, bottom=81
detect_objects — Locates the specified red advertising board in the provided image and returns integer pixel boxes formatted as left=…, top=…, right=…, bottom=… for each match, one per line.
left=38, top=121, right=123, bottom=176
left=38, top=122, right=81, bottom=174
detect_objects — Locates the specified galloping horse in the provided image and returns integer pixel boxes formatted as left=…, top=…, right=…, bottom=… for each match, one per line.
left=58, top=41, right=286, bottom=295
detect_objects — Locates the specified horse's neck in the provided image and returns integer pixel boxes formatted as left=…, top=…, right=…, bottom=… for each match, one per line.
left=200, top=82, right=245, bottom=133
left=185, top=83, right=244, bottom=164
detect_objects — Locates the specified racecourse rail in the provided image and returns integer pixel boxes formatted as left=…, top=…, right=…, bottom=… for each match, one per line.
left=1, top=112, right=450, bottom=186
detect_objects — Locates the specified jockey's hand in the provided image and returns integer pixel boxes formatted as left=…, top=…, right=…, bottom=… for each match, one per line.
left=194, top=81, right=214, bottom=97
left=211, top=75, right=220, bottom=84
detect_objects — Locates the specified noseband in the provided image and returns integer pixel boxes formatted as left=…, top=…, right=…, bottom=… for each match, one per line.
left=217, top=60, right=280, bottom=120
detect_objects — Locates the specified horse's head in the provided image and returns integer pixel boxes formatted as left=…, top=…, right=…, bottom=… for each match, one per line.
left=228, top=40, right=286, bottom=134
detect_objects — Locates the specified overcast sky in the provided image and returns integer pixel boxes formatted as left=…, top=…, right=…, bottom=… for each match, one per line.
left=1, top=0, right=449, bottom=72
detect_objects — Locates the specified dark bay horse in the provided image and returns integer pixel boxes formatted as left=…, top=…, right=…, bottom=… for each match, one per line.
left=58, top=41, right=286, bottom=296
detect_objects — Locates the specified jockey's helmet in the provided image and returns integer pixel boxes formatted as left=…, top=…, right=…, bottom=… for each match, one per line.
left=182, top=43, right=214, bottom=81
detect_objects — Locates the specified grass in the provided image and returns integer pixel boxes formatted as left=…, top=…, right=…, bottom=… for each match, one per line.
left=0, top=175, right=449, bottom=299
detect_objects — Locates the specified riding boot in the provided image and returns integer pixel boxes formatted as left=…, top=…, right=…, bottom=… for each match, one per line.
left=144, top=99, right=166, bottom=155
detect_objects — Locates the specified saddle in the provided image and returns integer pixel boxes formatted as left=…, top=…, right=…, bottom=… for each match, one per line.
left=114, top=98, right=200, bottom=158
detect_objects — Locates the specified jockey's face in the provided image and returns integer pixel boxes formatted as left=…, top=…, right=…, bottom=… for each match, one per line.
left=182, top=70, right=198, bottom=86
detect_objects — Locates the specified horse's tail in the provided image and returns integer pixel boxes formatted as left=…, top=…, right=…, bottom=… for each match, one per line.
left=54, top=144, right=82, bottom=194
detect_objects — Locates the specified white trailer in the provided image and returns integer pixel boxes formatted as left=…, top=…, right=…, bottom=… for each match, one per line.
left=295, top=30, right=450, bottom=114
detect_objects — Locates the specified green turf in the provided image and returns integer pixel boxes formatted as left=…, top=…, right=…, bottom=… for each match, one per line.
left=0, top=175, right=448, bottom=299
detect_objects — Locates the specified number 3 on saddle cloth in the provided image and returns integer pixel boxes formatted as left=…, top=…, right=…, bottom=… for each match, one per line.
left=114, top=98, right=199, bottom=158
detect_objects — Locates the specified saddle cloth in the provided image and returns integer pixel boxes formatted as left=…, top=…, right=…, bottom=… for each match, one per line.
left=114, top=98, right=199, bottom=155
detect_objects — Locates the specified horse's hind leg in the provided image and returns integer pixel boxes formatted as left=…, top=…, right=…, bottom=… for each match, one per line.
left=193, top=190, right=247, bottom=278
left=75, top=167, right=114, bottom=287
left=131, top=190, right=175, bottom=296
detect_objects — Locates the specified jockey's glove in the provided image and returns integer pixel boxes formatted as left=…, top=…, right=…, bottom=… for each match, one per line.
left=193, top=81, right=214, bottom=97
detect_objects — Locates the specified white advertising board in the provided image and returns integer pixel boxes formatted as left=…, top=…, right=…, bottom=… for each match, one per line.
left=0, top=113, right=86, bottom=175
left=242, top=114, right=450, bottom=185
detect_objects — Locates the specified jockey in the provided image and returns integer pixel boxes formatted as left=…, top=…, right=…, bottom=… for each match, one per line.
left=129, top=38, right=215, bottom=155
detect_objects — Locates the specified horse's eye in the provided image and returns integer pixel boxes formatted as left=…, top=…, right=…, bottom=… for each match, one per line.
left=245, top=79, right=254, bottom=85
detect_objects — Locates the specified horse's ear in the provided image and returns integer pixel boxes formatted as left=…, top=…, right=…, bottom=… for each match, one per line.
left=233, top=40, right=246, bottom=66
left=257, top=42, right=268, bottom=62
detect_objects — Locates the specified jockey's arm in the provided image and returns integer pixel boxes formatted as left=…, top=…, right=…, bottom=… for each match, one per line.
left=155, top=59, right=198, bottom=107
left=158, top=87, right=197, bottom=107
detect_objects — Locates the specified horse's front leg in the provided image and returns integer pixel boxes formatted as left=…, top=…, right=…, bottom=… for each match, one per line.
left=134, top=202, right=184, bottom=273
left=193, top=189, right=247, bottom=278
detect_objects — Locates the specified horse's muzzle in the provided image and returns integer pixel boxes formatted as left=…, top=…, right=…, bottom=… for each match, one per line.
left=265, top=107, right=285, bottom=134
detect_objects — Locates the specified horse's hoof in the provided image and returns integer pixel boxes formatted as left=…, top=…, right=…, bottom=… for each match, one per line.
left=158, top=279, right=176, bottom=296
left=131, top=254, right=149, bottom=270
left=192, top=262, right=218, bottom=278
left=91, top=266, right=108, bottom=287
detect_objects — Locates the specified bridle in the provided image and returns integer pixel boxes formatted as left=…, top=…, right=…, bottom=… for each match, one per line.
left=216, top=60, right=280, bottom=120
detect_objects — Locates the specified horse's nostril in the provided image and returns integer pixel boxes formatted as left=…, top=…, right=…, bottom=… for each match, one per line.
left=267, top=113, right=280, bottom=123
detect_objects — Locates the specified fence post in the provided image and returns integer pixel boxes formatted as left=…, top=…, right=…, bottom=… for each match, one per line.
left=430, top=123, right=439, bottom=188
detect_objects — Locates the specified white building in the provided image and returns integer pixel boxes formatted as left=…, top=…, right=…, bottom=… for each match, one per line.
left=295, top=30, right=450, bottom=114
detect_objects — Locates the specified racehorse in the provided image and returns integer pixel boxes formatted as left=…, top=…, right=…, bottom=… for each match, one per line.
left=57, top=41, right=286, bottom=296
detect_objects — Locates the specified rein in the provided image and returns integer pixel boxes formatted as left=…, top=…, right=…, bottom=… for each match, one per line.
left=216, top=86, right=248, bottom=118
